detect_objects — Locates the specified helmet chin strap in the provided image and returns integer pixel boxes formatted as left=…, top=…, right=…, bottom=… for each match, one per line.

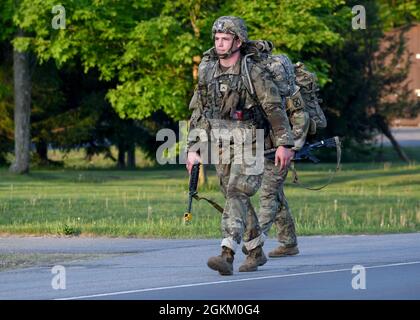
left=217, top=38, right=241, bottom=59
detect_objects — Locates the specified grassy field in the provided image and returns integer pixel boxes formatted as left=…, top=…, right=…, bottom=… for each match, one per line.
left=0, top=160, right=419, bottom=238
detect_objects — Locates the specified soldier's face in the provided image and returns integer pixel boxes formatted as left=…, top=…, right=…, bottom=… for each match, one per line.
left=214, top=32, right=241, bottom=55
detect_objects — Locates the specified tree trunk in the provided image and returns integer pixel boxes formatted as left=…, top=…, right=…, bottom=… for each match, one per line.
left=117, top=143, right=126, bottom=169
left=36, top=140, right=49, bottom=165
left=373, top=114, right=410, bottom=163
left=10, top=30, right=32, bottom=174
left=127, top=143, right=136, bottom=169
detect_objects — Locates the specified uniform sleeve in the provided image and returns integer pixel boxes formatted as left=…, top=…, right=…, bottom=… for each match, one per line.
left=187, top=88, right=205, bottom=152
left=250, top=64, right=294, bottom=148
left=187, top=59, right=211, bottom=152
left=286, top=90, right=310, bottom=151
left=289, top=109, right=310, bottom=151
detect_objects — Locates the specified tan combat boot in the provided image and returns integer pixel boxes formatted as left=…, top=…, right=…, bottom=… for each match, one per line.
left=207, top=246, right=234, bottom=275
left=241, top=244, right=267, bottom=266
left=238, top=245, right=266, bottom=272
left=268, top=245, right=299, bottom=258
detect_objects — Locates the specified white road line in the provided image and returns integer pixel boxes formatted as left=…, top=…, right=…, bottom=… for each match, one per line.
left=56, top=260, right=420, bottom=300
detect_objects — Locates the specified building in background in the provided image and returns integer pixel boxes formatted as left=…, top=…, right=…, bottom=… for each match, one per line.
left=392, top=23, right=420, bottom=127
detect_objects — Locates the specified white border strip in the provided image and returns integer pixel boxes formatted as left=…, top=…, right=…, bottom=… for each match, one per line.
left=57, top=261, right=420, bottom=300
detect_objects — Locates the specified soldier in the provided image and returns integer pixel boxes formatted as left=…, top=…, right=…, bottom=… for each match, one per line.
left=186, top=16, right=295, bottom=275
left=259, top=60, right=327, bottom=258
left=257, top=66, right=309, bottom=258
left=243, top=54, right=323, bottom=260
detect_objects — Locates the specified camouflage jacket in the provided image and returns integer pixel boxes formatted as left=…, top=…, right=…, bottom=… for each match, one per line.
left=244, top=41, right=310, bottom=151
left=187, top=48, right=294, bottom=151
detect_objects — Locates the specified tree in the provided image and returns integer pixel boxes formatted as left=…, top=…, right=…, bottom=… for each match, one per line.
left=10, top=28, right=32, bottom=173
left=378, top=0, right=420, bottom=29
left=38, top=65, right=165, bottom=169
left=13, top=0, right=194, bottom=120
left=30, top=61, right=66, bottom=164
left=0, top=0, right=32, bottom=173
left=319, top=0, right=419, bottom=162
left=219, top=0, right=350, bottom=84
left=12, top=0, right=220, bottom=173
left=0, top=42, right=14, bottom=165
left=11, top=0, right=417, bottom=166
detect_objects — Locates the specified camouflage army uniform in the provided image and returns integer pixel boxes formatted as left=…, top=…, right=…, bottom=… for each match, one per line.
left=258, top=131, right=308, bottom=252
left=187, top=16, right=294, bottom=274
left=258, top=61, right=326, bottom=257
left=257, top=56, right=311, bottom=256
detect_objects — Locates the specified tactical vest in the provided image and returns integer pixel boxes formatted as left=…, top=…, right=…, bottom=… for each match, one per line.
left=197, top=49, right=269, bottom=132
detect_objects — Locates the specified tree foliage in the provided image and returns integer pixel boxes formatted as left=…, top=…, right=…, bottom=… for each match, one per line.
left=378, top=0, right=420, bottom=29
left=13, top=0, right=349, bottom=121
left=1, top=0, right=418, bottom=165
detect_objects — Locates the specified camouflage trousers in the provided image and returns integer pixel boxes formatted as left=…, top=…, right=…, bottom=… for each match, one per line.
left=258, top=159, right=298, bottom=248
left=215, top=162, right=264, bottom=254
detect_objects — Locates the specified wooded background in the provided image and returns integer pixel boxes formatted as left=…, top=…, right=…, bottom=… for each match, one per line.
left=1, top=0, right=419, bottom=172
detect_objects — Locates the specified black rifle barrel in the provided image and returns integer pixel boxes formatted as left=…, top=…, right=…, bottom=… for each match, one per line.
left=186, top=163, right=200, bottom=213
left=264, top=137, right=338, bottom=162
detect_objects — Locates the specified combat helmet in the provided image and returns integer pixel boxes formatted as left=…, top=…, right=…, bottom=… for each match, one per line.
left=212, top=16, right=248, bottom=43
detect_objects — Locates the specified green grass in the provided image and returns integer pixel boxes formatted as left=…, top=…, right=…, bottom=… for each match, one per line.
left=0, top=160, right=419, bottom=238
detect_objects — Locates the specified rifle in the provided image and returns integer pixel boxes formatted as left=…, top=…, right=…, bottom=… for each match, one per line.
left=184, top=163, right=224, bottom=224
left=184, top=137, right=340, bottom=221
left=184, top=162, right=200, bottom=224
left=264, top=136, right=341, bottom=190
left=264, top=137, right=339, bottom=163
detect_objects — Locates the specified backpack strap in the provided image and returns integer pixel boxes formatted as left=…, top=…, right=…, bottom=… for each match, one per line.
left=241, top=53, right=257, bottom=98
left=277, top=54, right=297, bottom=96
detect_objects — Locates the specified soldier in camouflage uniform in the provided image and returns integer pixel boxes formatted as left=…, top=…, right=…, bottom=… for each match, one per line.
left=242, top=51, right=323, bottom=259
left=186, top=16, right=295, bottom=275
left=259, top=60, right=327, bottom=258
left=258, top=66, right=309, bottom=258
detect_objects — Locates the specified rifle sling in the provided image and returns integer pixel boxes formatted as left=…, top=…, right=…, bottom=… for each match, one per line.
left=291, top=136, right=341, bottom=191
left=190, top=137, right=341, bottom=211
left=192, top=194, right=224, bottom=214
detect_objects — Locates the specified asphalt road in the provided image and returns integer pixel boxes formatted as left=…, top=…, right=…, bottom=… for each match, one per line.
left=376, top=127, right=420, bottom=147
left=0, top=233, right=419, bottom=300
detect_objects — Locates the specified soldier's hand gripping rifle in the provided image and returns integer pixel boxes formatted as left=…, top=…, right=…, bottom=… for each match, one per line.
left=184, top=163, right=224, bottom=224
left=264, top=136, right=342, bottom=190
left=264, top=137, right=340, bottom=163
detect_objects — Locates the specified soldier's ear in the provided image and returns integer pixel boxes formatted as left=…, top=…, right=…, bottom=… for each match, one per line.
left=236, top=38, right=243, bottom=48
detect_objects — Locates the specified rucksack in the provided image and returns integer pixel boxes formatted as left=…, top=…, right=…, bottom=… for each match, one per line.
left=294, top=61, right=327, bottom=130
left=242, top=40, right=327, bottom=133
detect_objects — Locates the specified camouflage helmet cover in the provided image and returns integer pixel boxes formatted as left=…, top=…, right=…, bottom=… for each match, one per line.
left=212, top=16, right=248, bottom=43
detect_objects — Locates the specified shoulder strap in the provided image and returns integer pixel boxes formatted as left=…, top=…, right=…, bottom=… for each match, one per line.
left=199, top=48, right=218, bottom=85
left=241, top=53, right=257, bottom=98
left=277, top=54, right=296, bottom=95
